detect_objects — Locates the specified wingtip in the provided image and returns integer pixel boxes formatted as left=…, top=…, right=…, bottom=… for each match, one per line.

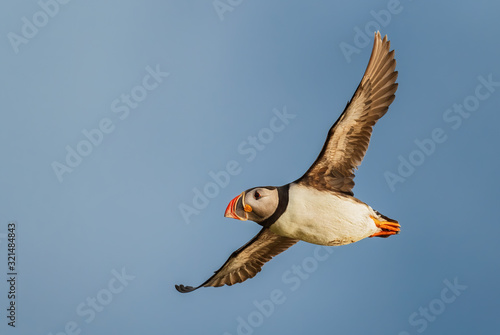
left=175, top=284, right=198, bottom=293
left=373, top=31, right=390, bottom=45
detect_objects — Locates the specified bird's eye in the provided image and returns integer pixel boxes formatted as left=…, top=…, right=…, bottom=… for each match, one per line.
left=254, top=191, right=261, bottom=200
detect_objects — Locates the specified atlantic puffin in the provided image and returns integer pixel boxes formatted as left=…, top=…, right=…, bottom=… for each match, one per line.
left=176, top=32, right=399, bottom=293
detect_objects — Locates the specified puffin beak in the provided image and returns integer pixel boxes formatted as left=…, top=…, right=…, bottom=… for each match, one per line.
left=224, top=192, right=251, bottom=221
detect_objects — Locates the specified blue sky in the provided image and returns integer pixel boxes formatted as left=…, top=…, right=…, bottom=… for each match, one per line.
left=1, top=0, right=499, bottom=334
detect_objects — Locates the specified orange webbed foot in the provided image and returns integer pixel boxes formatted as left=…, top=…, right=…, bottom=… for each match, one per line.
left=369, top=215, right=400, bottom=238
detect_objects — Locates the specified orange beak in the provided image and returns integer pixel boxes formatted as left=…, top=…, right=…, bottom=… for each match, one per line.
left=224, top=193, right=248, bottom=221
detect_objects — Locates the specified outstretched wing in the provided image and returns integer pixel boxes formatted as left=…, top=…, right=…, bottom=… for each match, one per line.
left=297, top=32, right=398, bottom=195
left=175, top=228, right=298, bottom=293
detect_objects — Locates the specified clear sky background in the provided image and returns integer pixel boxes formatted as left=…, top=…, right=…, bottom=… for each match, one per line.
left=1, top=0, right=499, bottom=334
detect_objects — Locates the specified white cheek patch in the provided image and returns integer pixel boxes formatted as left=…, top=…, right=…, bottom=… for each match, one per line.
left=247, top=189, right=279, bottom=222
left=259, top=191, right=279, bottom=219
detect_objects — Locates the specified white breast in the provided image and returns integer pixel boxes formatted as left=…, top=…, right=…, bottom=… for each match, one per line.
left=269, top=183, right=379, bottom=246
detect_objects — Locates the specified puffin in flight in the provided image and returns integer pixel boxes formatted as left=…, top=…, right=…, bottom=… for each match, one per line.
left=176, top=32, right=399, bottom=293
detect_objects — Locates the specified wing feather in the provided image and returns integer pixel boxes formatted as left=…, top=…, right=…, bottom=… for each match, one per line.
left=297, top=32, right=398, bottom=194
left=175, top=228, right=298, bottom=293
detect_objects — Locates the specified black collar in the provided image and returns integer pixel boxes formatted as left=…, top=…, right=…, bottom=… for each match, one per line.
left=258, top=184, right=290, bottom=228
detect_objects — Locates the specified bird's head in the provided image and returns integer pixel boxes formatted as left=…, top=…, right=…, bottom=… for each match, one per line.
left=224, top=187, right=279, bottom=223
